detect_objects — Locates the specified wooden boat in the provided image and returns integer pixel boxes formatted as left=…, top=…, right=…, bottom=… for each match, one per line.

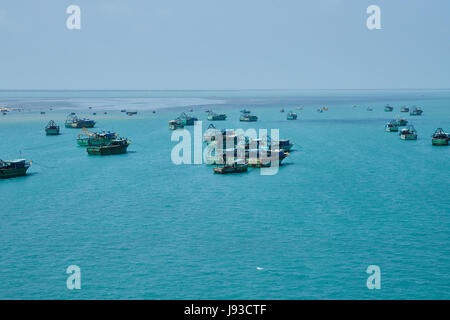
left=432, top=128, right=449, bottom=146
left=214, top=161, right=248, bottom=174
left=400, top=107, right=409, bottom=112
left=120, top=109, right=126, bottom=113
left=410, top=107, right=423, bottom=116
left=399, top=126, right=418, bottom=140
left=77, top=129, right=117, bottom=146
left=87, top=138, right=131, bottom=155
left=240, top=110, right=258, bottom=122
left=280, top=108, right=285, bottom=113
left=169, top=119, right=184, bottom=130
left=177, top=112, right=198, bottom=125
left=0, top=159, right=31, bottom=179
left=393, top=118, right=408, bottom=126
left=45, top=120, right=60, bottom=135
left=384, top=105, right=394, bottom=112
left=207, top=111, right=227, bottom=121
left=246, top=149, right=289, bottom=167
left=385, top=121, right=399, bottom=132
left=65, top=114, right=96, bottom=128
left=40, top=111, right=46, bottom=115
left=286, top=111, right=297, bottom=120
left=126, top=111, right=137, bottom=116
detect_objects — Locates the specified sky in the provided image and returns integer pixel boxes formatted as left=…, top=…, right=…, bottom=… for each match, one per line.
left=0, top=0, right=449, bottom=90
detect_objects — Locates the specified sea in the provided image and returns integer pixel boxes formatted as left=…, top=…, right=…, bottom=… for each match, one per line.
left=0, top=89, right=449, bottom=299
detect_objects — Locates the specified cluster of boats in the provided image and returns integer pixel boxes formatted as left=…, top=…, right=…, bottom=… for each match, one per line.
left=203, top=125, right=294, bottom=174
left=385, top=105, right=423, bottom=116
left=169, top=108, right=302, bottom=129
left=385, top=118, right=418, bottom=140
left=385, top=118, right=449, bottom=145
left=65, top=114, right=96, bottom=128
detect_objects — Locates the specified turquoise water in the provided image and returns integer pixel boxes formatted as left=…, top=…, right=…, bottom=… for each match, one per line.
left=0, top=90, right=449, bottom=299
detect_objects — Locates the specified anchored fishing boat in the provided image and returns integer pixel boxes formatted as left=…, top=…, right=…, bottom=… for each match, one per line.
left=0, top=159, right=31, bottom=179
left=65, top=114, right=96, bottom=128
left=87, top=138, right=131, bottom=155
left=246, top=149, right=289, bottom=167
left=286, top=111, right=297, bottom=120
left=77, top=129, right=117, bottom=146
left=177, top=112, right=198, bottom=125
left=399, top=125, right=418, bottom=140
left=120, top=109, right=126, bottom=113
left=45, top=120, right=60, bottom=135
left=400, top=106, right=409, bottom=113
left=169, top=119, right=184, bottom=130
left=213, top=161, right=248, bottom=174
left=431, top=128, right=449, bottom=146
left=384, top=105, right=394, bottom=112
left=393, top=118, right=408, bottom=126
left=207, top=111, right=227, bottom=121
left=280, top=108, right=285, bottom=113
left=385, top=121, right=399, bottom=132
left=240, top=110, right=258, bottom=122
left=410, top=107, right=423, bottom=116
left=240, top=109, right=251, bottom=114
left=126, top=111, right=137, bottom=116
left=296, top=107, right=303, bottom=110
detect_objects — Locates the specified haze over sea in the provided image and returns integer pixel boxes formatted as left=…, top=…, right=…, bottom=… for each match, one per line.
left=0, top=89, right=449, bottom=299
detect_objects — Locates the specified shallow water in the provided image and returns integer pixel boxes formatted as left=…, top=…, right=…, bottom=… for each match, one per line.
left=0, top=90, right=449, bottom=299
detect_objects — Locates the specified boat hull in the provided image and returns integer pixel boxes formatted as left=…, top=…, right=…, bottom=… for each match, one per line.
left=87, top=144, right=129, bottom=155
left=0, top=167, right=29, bottom=179
left=45, top=128, right=60, bottom=135
left=432, top=138, right=449, bottom=146
left=385, top=127, right=399, bottom=132
left=400, top=134, right=417, bottom=140
left=214, top=165, right=248, bottom=174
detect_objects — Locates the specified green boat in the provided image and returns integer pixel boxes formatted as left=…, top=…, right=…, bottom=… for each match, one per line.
left=384, top=105, right=394, bottom=112
left=0, top=159, right=31, bottom=179
left=177, top=112, right=198, bottom=125
left=207, top=111, right=227, bottom=121
left=410, top=107, right=423, bottom=116
left=240, top=110, right=258, bottom=122
left=385, top=121, right=399, bottom=132
left=431, top=128, right=449, bottom=146
left=393, top=118, right=408, bottom=126
left=65, top=114, right=96, bottom=128
left=399, top=126, right=418, bottom=140
left=77, top=128, right=117, bottom=146
left=286, top=111, right=297, bottom=120
left=169, top=119, right=184, bottom=130
left=45, top=120, right=60, bottom=135
left=87, top=138, right=131, bottom=155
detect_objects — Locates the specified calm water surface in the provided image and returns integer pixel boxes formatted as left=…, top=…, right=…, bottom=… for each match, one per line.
left=0, top=90, right=449, bottom=299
